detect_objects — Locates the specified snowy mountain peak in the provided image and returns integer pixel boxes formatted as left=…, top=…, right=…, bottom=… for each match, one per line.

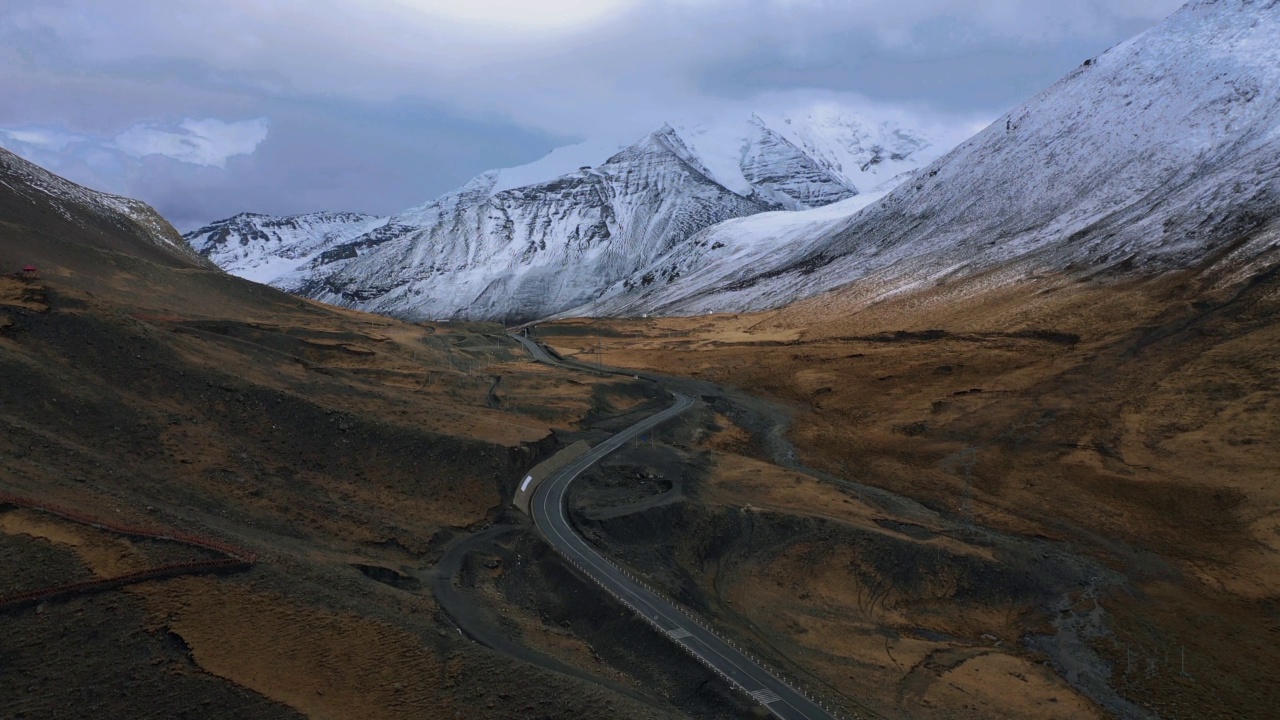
left=192, top=105, right=947, bottom=321
left=740, top=115, right=857, bottom=208
left=754, top=105, right=936, bottom=192
left=577, top=0, right=1280, bottom=318
left=186, top=211, right=386, bottom=285
left=483, top=110, right=942, bottom=207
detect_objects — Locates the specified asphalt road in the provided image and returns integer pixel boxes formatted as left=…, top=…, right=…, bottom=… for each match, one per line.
left=512, top=332, right=594, bottom=369
left=513, top=332, right=841, bottom=720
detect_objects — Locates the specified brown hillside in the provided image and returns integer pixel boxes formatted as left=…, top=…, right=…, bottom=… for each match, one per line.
left=0, top=152, right=732, bottom=719
left=538, top=257, right=1280, bottom=719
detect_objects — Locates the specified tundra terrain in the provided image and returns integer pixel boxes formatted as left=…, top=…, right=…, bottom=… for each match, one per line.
left=536, top=261, right=1280, bottom=719
left=0, top=145, right=753, bottom=720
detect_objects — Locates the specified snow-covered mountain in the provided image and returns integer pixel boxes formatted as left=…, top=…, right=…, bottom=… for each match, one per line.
left=189, top=111, right=939, bottom=321
left=284, top=126, right=773, bottom=321
left=737, top=106, right=933, bottom=198
left=186, top=211, right=385, bottom=284
left=579, top=0, right=1280, bottom=318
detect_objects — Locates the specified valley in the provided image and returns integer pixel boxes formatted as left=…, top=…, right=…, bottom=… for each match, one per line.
left=3, top=1, right=1278, bottom=718
left=0, top=268, right=668, bottom=718
left=533, top=262, right=1280, bottom=719
left=8, top=248, right=1274, bottom=717
left=0, top=145, right=738, bottom=718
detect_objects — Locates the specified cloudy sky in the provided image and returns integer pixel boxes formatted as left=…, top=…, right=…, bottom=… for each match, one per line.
left=1, top=0, right=1185, bottom=230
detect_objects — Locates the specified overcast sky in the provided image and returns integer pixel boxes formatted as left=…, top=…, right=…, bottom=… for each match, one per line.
left=1, top=0, right=1185, bottom=230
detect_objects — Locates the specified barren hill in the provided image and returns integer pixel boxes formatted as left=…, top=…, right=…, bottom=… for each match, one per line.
left=0, top=150, right=741, bottom=719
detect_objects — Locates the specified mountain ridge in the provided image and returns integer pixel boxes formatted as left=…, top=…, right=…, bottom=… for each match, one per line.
left=1, top=146, right=208, bottom=271
left=186, top=110, right=940, bottom=321
left=576, top=0, right=1280, bottom=318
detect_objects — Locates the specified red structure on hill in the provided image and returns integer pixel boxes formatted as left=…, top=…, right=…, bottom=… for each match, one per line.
left=20, top=265, right=38, bottom=280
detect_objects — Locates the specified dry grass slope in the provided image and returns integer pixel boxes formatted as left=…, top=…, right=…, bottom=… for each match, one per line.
left=539, top=260, right=1280, bottom=719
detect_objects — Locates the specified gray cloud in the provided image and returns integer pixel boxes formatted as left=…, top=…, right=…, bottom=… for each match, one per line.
left=115, top=118, right=270, bottom=168
left=0, top=127, right=84, bottom=151
left=0, top=0, right=1186, bottom=228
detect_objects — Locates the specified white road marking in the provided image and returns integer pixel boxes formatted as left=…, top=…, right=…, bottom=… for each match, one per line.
left=751, top=689, right=783, bottom=704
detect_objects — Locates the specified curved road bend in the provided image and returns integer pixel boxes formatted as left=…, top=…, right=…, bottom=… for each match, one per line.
left=512, top=332, right=584, bottom=368
left=513, top=332, right=839, bottom=720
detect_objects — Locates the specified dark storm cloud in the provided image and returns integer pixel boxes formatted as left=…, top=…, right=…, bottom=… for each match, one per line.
left=685, top=15, right=1169, bottom=113
left=0, top=0, right=1185, bottom=228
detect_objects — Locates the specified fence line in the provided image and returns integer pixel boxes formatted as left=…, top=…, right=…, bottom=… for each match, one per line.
left=0, top=492, right=257, bottom=613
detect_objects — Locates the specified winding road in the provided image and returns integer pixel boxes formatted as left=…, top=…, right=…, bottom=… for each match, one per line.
left=512, top=331, right=841, bottom=720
